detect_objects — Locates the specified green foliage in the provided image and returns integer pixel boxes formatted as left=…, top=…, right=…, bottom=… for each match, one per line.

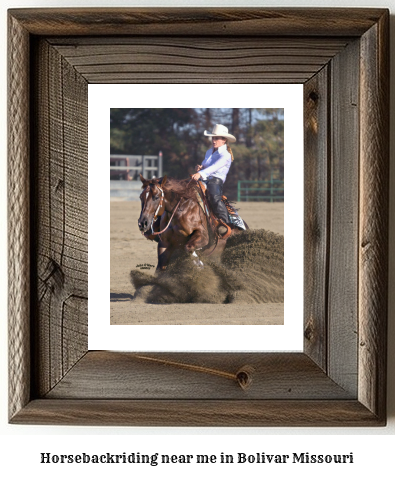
left=110, top=108, right=284, bottom=200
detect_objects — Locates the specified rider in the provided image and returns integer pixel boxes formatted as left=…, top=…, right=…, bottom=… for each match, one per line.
left=191, top=124, right=236, bottom=236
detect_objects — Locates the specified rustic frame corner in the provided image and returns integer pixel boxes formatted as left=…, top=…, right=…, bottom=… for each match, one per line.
left=8, top=8, right=389, bottom=426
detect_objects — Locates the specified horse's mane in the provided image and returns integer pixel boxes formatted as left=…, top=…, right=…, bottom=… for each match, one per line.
left=161, top=177, right=198, bottom=201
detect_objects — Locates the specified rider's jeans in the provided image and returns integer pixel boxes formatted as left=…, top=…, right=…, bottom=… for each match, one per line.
left=206, top=177, right=229, bottom=224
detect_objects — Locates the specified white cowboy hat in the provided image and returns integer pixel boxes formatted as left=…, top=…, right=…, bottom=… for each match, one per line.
left=204, top=124, right=236, bottom=143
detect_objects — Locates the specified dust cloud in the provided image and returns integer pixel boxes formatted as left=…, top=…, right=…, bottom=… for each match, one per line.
left=130, top=229, right=283, bottom=304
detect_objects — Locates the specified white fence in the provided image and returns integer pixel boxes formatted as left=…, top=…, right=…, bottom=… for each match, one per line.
left=110, top=153, right=163, bottom=180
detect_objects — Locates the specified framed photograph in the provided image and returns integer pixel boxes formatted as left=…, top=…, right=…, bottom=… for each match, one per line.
left=91, top=85, right=303, bottom=351
left=8, top=8, right=389, bottom=426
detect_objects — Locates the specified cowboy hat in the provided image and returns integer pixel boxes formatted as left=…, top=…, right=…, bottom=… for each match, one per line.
left=204, top=124, right=236, bottom=143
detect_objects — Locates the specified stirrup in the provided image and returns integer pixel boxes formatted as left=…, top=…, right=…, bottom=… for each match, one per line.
left=217, top=222, right=232, bottom=239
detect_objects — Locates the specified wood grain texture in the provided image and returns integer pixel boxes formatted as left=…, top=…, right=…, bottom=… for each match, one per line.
left=358, top=12, right=389, bottom=421
left=45, top=352, right=354, bottom=400
left=303, top=67, right=329, bottom=370
left=7, top=8, right=389, bottom=426
left=49, top=37, right=350, bottom=84
left=327, top=39, right=360, bottom=396
left=8, top=13, right=31, bottom=421
left=8, top=8, right=387, bottom=37
left=11, top=399, right=384, bottom=427
left=31, top=39, right=88, bottom=397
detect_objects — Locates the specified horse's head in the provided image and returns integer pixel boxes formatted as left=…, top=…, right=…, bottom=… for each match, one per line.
left=138, top=174, right=167, bottom=233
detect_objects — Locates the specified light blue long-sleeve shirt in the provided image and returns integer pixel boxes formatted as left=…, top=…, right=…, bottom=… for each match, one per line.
left=199, top=144, right=232, bottom=182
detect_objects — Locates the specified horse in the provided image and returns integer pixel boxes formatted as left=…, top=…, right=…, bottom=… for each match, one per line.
left=137, top=174, right=246, bottom=271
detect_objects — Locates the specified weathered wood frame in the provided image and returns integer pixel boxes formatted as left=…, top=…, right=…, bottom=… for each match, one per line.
left=8, top=8, right=389, bottom=426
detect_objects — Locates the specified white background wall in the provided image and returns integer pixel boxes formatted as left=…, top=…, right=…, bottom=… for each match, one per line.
left=1, top=0, right=394, bottom=476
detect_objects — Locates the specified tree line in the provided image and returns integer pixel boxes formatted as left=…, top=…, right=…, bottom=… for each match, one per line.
left=110, top=108, right=284, bottom=200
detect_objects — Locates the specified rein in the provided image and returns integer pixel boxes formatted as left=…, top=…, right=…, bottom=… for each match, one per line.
left=151, top=196, right=181, bottom=236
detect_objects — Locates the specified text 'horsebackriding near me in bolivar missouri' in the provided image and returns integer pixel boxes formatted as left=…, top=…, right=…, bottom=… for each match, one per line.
left=138, top=124, right=248, bottom=271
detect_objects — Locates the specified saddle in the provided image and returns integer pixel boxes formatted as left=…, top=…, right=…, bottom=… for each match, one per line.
left=194, top=181, right=245, bottom=240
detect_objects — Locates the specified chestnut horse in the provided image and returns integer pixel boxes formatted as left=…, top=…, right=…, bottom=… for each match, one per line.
left=138, top=174, right=244, bottom=271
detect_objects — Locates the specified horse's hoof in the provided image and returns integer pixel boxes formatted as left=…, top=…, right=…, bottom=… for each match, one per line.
left=193, top=259, right=204, bottom=268
left=191, top=251, right=204, bottom=268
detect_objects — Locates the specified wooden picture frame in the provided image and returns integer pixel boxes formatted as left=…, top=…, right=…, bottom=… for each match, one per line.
left=8, top=8, right=389, bottom=426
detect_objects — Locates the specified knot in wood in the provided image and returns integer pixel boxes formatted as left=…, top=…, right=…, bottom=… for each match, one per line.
left=304, top=320, right=314, bottom=341
left=308, top=90, right=319, bottom=103
left=236, top=365, right=254, bottom=390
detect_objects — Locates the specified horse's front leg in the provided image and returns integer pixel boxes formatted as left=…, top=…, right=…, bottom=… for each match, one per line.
left=157, top=239, right=173, bottom=272
left=185, top=228, right=209, bottom=254
left=185, top=228, right=209, bottom=267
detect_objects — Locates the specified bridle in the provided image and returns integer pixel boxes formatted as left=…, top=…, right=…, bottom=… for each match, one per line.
left=141, top=184, right=164, bottom=235
left=142, top=183, right=182, bottom=238
left=150, top=185, right=165, bottom=233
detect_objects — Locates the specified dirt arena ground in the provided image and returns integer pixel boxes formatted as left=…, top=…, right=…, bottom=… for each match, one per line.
left=111, top=200, right=284, bottom=325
